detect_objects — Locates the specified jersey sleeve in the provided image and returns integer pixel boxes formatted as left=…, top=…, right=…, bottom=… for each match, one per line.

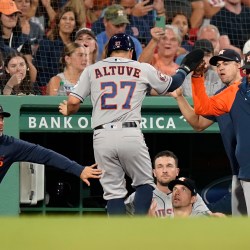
left=192, top=76, right=238, bottom=116
left=70, top=67, right=91, bottom=102
left=12, top=137, right=84, bottom=177
left=142, top=63, right=173, bottom=94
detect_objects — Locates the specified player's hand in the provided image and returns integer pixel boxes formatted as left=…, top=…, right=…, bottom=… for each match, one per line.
left=58, top=100, right=68, bottom=116
left=192, top=60, right=207, bottom=77
left=148, top=199, right=157, bottom=217
left=80, top=163, right=102, bottom=186
left=167, top=87, right=183, bottom=99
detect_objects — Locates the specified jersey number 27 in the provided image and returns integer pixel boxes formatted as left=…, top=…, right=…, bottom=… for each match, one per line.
left=101, top=81, right=136, bottom=110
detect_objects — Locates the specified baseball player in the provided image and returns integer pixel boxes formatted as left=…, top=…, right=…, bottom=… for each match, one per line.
left=0, top=105, right=102, bottom=185
left=59, top=33, right=204, bottom=215
left=191, top=51, right=250, bottom=216
left=125, top=150, right=211, bottom=217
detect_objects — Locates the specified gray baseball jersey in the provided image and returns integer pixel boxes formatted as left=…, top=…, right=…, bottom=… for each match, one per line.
left=125, top=187, right=210, bottom=217
left=69, top=57, right=185, bottom=201
left=70, top=57, right=174, bottom=129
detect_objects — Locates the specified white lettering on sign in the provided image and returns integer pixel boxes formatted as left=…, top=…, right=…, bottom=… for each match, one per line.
left=27, top=116, right=178, bottom=130
left=141, top=117, right=176, bottom=129
left=78, top=117, right=88, bottom=128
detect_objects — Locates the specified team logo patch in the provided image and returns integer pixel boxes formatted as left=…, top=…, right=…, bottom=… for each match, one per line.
left=218, top=49, right=225, bottom=55
left=157, top=71, right=167, bottom=81
left=117, top=10, right=124, bottom=16
left=115, top=41, right=121, bottom=48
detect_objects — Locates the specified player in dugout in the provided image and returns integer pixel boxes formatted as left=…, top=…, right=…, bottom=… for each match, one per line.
left=191, top=50, right=250, bottom=216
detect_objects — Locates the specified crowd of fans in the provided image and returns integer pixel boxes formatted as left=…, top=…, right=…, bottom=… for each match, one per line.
left=0, top=0, right=249, bottom=96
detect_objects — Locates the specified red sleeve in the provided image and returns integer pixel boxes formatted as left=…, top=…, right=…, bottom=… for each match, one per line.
left=192, top=76, right=239, bottom=116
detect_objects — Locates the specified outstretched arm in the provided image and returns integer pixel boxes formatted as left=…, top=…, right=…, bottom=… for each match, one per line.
left=169, top=87, right=213, bottom=131
left=80, top=163, right=102, bottom=186
left=59, top=95, right=81, bottom=116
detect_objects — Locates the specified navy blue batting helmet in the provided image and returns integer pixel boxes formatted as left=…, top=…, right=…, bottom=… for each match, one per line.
left=107, top=33, right=137, bottom=60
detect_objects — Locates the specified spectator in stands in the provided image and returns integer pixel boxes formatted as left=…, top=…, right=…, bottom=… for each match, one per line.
left=139, top=25, right=181, bottom=94
left=95, top=5, right=142, bottom=61
left=34, top=6, right=80, bottom=94
left=164, top=0, right=204, bottom=31
left=170, top=12, right=193, bottom=54
left=14, top=0, right=44, bottom=50
left=197, top=24, right=241, bottom=56
left=131, top=0, right=165, bottom=30
left=63, top=0, right=86, bottom=28
left=64, top=0, right=96, bottom=28
left=0, top=51, right=37, bottom=95
left=0, top=0, right=34, bottom=59
left=203, top=0, right=225, bottom=21
left=75, top=28, right=98, bottom=64
left=46, top=42, right=87, bottom=95
left=182, top=39, right=224, bottom=97
left=210, top=0, right=250, bottom=50
left=91, top=0, right=112, bottom=20
left=27, top=0, right=58, bottom=33
left=91, top=0, right=151, bottom=45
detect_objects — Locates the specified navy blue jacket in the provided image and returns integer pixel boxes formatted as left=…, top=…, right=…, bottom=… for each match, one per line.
left=193, top=77, right=250, bottom=179
left=0, top=134, right=84, bottom=183
left=206, top=86, right=240, bottom=176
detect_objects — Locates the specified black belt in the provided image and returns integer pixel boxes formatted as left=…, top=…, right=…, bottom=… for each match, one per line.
left=94, top=122, right=137, bottom=130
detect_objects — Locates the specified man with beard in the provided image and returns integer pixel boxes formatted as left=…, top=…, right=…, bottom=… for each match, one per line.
left=147, top=150, right=210, bottom=217
left=125, top=150, right=210, bottom=217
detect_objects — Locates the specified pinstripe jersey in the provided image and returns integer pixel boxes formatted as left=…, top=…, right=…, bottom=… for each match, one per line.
left=70, top=57, right=175, bottom=129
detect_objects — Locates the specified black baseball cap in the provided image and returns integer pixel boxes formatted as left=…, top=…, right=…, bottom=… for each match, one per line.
left=75, top=28, right=96, bottom=41
left=168, top=177, right=197, bottom=196
left=241, top=51, right=250, bottom=70
left=193, top=39, right=213, bottom=53
left=209, top=49, right=241, bottom=66
left=0, top=105, right=11, bottom=118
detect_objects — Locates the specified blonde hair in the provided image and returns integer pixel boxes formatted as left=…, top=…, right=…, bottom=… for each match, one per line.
left=60, top=42, right=84, bottom=69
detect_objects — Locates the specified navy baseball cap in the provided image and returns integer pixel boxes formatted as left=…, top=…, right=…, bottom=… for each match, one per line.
left=0, top=105, right=11, bottom=117
left=193, top=39, right=214, bottom=53
left=168, top=177, right=197, bottom=196
left=209, top=49, right=241, bottom=66
left=241, top=51, right=250, bottom=70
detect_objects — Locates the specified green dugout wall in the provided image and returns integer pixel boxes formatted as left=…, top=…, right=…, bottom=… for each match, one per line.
left=0, top=96, right=222, bottom=216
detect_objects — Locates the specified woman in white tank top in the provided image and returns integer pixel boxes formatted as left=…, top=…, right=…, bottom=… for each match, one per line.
left=46, top=42, right=88, bottom=95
